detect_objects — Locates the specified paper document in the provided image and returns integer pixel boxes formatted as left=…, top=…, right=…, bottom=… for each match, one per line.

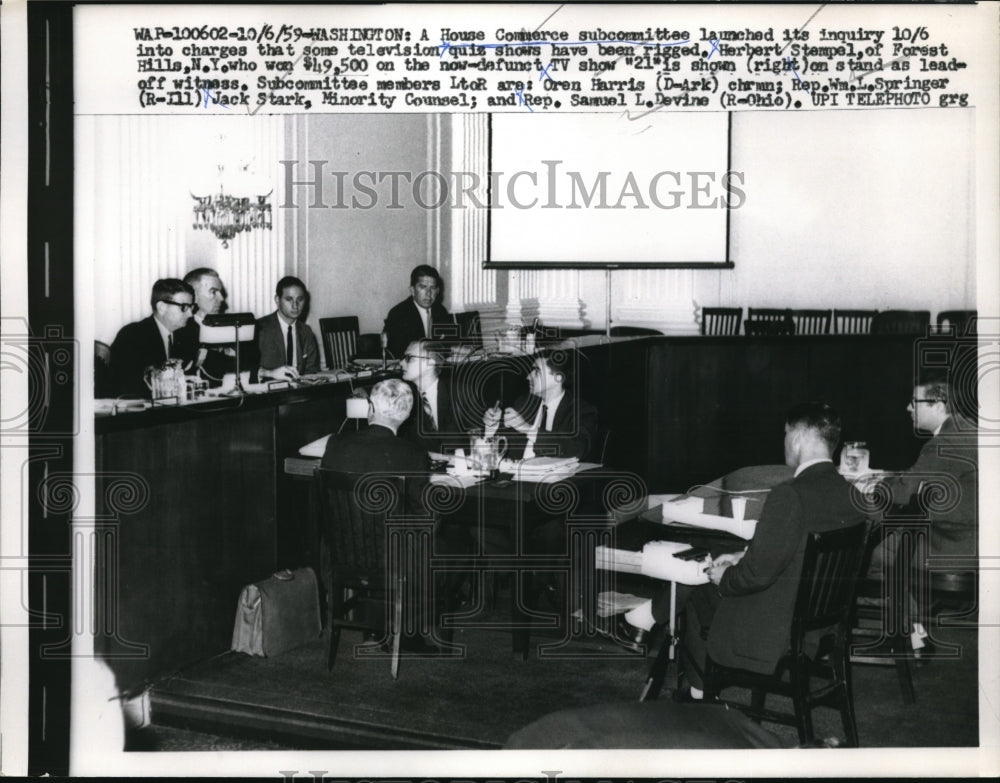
left=657, top=502, right=758, bottom=540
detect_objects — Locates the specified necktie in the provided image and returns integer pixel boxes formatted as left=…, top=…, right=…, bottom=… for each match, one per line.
left=421, top=390, right=436, bottom=430
left=540, top=404, right=549, bottom=433
left=167, top=333, right=174, bottom=359
left=286, top=324, right=294, bottom=367
left=423, top=308, right=431, bottom=338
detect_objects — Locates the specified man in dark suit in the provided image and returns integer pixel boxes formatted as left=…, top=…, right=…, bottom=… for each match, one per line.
left=880, top=374, right=978, bottom=654
left=616, top=403, right=866, bottom=701
left=178, top=267, right=258, bottom=383
left=398, top=339, right=468, bottom=453
left=109, top=278, right=199, bottom=397
left=383, top=264, right=454, bottom=360
left=255, top=276, right=320, bottom=380
left=321, top=378, right=442, bottom=654
left=482, top=349, right=599, bottom=462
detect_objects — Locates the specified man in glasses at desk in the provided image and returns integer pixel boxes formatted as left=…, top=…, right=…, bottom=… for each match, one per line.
left=109, top=278, right=198, bottom=397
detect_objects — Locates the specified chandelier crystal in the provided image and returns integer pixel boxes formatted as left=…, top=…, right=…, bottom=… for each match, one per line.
left=192, top=164, right=272, bottom=248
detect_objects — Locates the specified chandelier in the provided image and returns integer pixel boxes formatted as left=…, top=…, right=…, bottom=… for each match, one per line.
left=192, top=164, right=272, bottom=248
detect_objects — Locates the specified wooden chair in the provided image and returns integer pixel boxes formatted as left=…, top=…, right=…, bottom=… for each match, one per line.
left=870, top=310, right=931, bottom=336
left=790, top=309, right=832, bottom=335
left=703, top=523, right=870, bottom=746
left=700, top=307, right=743, bottom=336
left=315, top=469, right=409, bottom=679
left=849, top=523, right=916, bottom=705
left=454, top=310, right=483, bottom=347
left=833, top=309, right=878, bottom=334
left=936, top=310, right=977, bottom=336
left=319, top=316, right=359, bottom=370
left=745, top=308, right=795, bottom=336
left=95, top=340, right=112, bottom=398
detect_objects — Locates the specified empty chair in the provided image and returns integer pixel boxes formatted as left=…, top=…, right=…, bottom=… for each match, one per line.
left=870, top=310, right=931, bottom=336
left=833, top=309, right=878, bottom=335
left=702, top=523, right=870, bottom=746
left=454, top=310, right=483, bottom=347
left=936, top=310, right=977, bottom=336
left=320, top=316, right=359, bottom=370
left=700, top=307, right=743, bottom=336
left=790, top=309, right=832, bottom=335
left=745, top=308, right=795, bottom=336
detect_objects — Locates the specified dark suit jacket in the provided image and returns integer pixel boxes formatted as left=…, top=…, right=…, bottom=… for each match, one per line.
left=384, top=297, right=454, bottom=360
left=177, top=319, right=260, bottom=384
left=887, top=415, right=978, bottom=557
left=109, top=315, right=198, bottom=397
left=255, top=312, right=320, bottom=374
left=399, top=379, right=469, bottom=454
left=321, top=424, right=430, bottom=513
left=499, top=393, right=600, bottom=462
left=705, top=461, right=866, bottom=674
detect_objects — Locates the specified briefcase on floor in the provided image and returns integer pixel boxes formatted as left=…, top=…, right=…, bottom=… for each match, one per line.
left=231, top=567, right=322, bottom=657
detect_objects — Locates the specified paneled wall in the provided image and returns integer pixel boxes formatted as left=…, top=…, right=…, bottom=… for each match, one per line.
left=82, top=115, right=289, bottom=345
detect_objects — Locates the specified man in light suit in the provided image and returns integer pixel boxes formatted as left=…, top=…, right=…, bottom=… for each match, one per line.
left=109, top=278, right=199, bottom=397
left=615, top=403, right=866, bottom=701
left=383, top=265, right=454, bottom=360
left=255, top=276, right=320, bottom=381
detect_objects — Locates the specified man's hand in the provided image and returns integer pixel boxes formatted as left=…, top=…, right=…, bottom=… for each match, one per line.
left=482, top=404, right=503, bottom=429
left=705, top=562, right=731, bottom=585
left=502, top=407, right=532, bottom=434
left=260, top=365, right=299, bottom=382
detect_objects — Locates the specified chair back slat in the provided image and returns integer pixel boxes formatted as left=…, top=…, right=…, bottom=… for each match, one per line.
left=833, top=309, right=878, bottom=334
left=320, top=316, right=360, bottom=369
left=701, top=307, right=743, bottom=336
left=315, top=470, right=406, bottom=576
left=790, top=309, right=832, bottom=335
left=792, top=522, right=870, bottom=642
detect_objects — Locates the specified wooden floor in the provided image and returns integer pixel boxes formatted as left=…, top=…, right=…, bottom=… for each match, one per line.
left=144, top=618, right=980, bottom=752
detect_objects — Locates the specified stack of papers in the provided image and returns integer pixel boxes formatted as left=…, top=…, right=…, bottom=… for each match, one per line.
left=511, top=456, right=580, bottom=481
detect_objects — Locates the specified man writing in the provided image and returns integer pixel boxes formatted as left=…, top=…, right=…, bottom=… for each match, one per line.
left=109, top=278, right=198, bottom=397
left=256, top=276, right=320, bottom=381
left=383, top=265, right=454, bottom=360
left=613, top=403, right=866, bottom=702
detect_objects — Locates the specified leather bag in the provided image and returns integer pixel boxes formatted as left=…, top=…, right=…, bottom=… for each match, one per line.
left=231, top=567, right=322, bottom=657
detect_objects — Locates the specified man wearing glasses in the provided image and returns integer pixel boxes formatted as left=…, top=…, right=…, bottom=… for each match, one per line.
left=383, top=265, right=454, bottom=361
left=109, top=278, right=198, bottom=397
left=398, top=339, right=464, bottom=453
left=881, top=375, right=978, bottom=654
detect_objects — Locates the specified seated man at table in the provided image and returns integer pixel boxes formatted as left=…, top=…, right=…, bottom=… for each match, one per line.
left=255, top=276, right=320, bottom=381
left=398, top=339, right=467, bottom=453
left=383, top=264, right=454, bottom=360
left=482, top=349, right=599, bottom=462
left=878, top=373, right=978, bottom=652
left=109, top=278, right=199, bottom=397
left=615, top=402, right=866, bottom=701
left=320, top=378, right=444, bottom=654
left=179, top=267, right=258, bottom=383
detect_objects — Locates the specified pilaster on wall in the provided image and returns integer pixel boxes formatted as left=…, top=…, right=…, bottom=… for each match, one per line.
left=446, top=114, right=506, bottom=332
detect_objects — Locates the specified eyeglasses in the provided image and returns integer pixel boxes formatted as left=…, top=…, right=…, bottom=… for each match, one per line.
left=911, top=398, right=945, bottom=405
left=402, top=354, right=429, bottom=362
left=162, top=300, right=194, bottom=312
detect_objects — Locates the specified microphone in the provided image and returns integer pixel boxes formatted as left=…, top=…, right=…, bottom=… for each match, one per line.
left=380, top=330, right=388, bottom=371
